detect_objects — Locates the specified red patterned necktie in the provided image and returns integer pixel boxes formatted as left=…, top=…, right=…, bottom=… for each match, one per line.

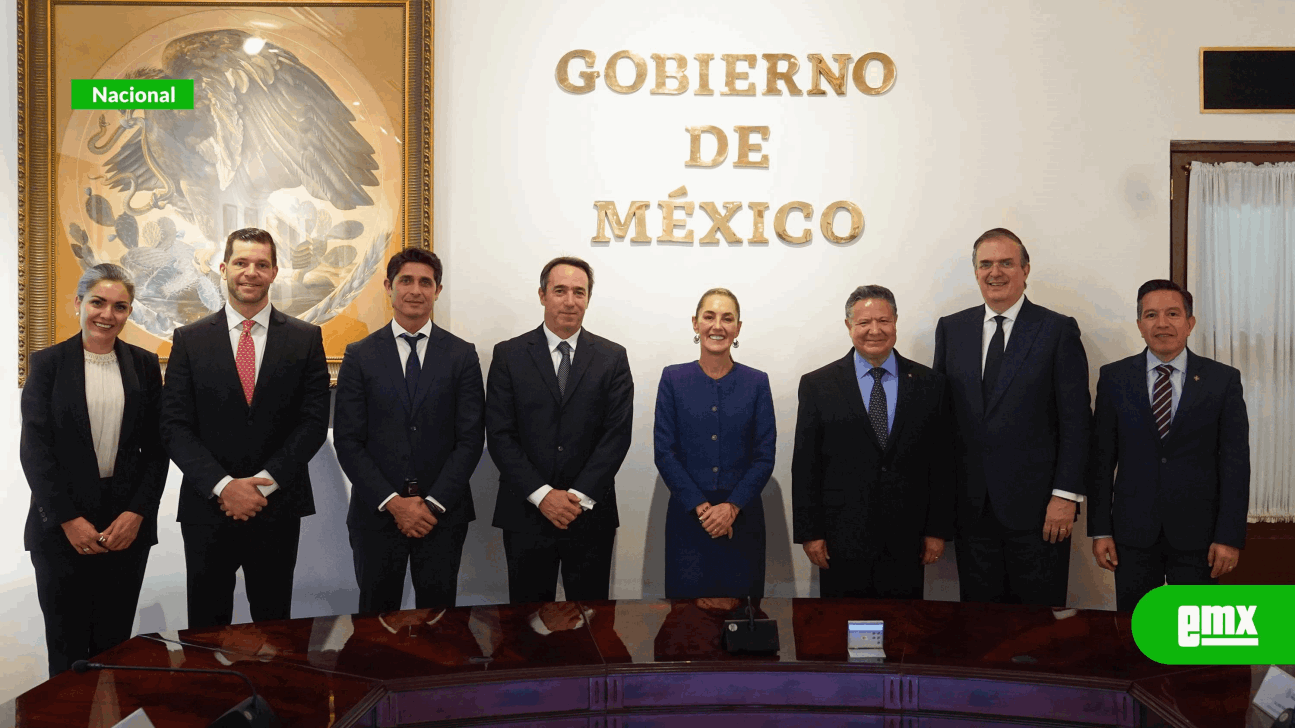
left=236, top=319, right=256, bottom=405
left=1152, top=364, right=1173, bottom=438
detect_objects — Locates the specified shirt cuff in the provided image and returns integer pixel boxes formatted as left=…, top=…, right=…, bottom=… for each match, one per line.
left=1052, top=489, right=1083, bottom=503
left=215, top=471, right=278, bottom=498
left=527, top=485, right=554, bottom=508
left=377, top=493, right=398, bottom=512
left=567, top=489, right=596, bottom=511
left=425, top=496, right=446, bottom=514
left=1091, top=535, right=1112, bottom=540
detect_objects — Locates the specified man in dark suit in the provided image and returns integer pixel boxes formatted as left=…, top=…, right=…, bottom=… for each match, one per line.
left=161, top=228, right=330, bottom=629
left=932, top=228, right=1091, bottom=607
left=334, top=248, right=485, bottom=613
left=1088, top=279, right=1249, bottom=612
left=486, top=256, right=633, bottom=604
left=793, top=285, right=955, bottom=599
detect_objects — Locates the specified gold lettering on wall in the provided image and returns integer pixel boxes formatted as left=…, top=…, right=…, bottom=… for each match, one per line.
left=591, top=200, right=651, bottom=243
left=853, top=52, right=896, bottom=95
left=685, top=126, right=729, bottom=168
left=693, top=53, right=716, bottom=95
left=721, top=54, right=758, bottom=96
left=651, top=53, right=689, bottom=95
left=774, top=201, right=813, bottom=244
left=748, top=202, right=770, bottom=244
left=733, top=126, right=770, bottom=168
left=556, top=50, right=599, bottom=93
left=820, top=200, right=864, bottom=243
left=807, top=54, right=851, bottom=96
left=698, top=201, right=744, bottom=244
left=658, top=186, right=695, bottom=243
left=605, top=50, right=648, bottom=93
left=762, top=53, right=803, bottom=96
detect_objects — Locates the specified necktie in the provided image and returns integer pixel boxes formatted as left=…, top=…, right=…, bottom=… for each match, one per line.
left=557, top=341, right=572, bottom=398
left=1152, top=364, right=1174, bottom=438
left=982, top=315, right=1006, bottom=406
left=868, top=367, right=889, bottom=448
left=235, top=320, right=256, bottom=405
left=400, top=332, right=426, bottom=399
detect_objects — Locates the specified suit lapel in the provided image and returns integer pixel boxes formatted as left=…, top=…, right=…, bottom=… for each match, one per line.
left=375, top=324, right=413, bottom=413
left=249, top=307, right=286, bottom=417
left=952, top=308, right=986, bottom=422
left=527, top=325, right=563, bottom=405
left=1167, top=349, right=1203, bottom=441
left=64, top=336, right=96, bottom=452
left=113, top=338, right=142, bottom=448
left=412, top=326, right=450, bottom=411
left=985, top=297, right=1041, bottom=416
left=562, top=330, right=599, bottom=407
left=887, top=351, right=914, bottom=454
left=1130, top=351, right=1162, bottom=443
left=835, top=349, right=882, bottom=451
left=208, top=309, right=250, bottom=413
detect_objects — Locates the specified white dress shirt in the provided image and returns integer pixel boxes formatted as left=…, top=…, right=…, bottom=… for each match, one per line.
left=376, top=318, right=447, bottom=515
left=212, top=302, right=279, bottom=498
left=981, top=296, right=1082, bottom=504
left=527, top=325, right=595, bottom=511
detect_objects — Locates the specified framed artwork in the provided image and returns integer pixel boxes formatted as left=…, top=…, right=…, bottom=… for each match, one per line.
left=17, top=0, right=433, bottom=384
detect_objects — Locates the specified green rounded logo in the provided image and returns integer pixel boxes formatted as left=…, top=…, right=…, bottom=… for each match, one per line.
left=1132, top=585, right=1295, bottom=664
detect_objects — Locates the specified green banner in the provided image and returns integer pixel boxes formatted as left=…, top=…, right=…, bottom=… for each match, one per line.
left=71, top=79, right=194, bottom=109
left=1132, top=585, right=1295, bottom=664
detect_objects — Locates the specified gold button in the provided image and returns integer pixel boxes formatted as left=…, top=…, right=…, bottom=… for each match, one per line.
left=712, top=467, right=719, bottom=473
left=712, top=406, right=717, bottom=412
left=711, top=434, right=718, bottom=440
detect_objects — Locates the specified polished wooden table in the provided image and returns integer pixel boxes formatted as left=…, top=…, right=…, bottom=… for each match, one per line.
left=15, top=598, right=1272, bottom=727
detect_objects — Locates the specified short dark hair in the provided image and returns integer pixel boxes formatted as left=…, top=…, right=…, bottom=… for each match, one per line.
left=224, top=227, right=278, bottom=267
left=844, top=284, right=897, bottom=319
left=386, top=248, right=443, bottom=286
left=76, top=263, right=136, bottom=302
left=695, top=288, right=740, bottom=319
left=1137, top=279, right=1194, bottom=318
left=972, top=227, right=1030, bottom=267
left=540, top=256, right=594, bottom=295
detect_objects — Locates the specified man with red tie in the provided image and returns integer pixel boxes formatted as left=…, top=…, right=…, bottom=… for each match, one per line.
left=1088, top=279, right=1250, bottom=612
left=162, top=228, right=330, bottom=629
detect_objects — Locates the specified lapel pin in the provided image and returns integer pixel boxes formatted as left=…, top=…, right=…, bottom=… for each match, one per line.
left=1194, top=375, right=1200, bottom=381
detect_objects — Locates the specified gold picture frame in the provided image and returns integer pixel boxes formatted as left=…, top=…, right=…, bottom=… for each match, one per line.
left=18, top=0, right=433, bottom=385
left=1199, top=46, right=1295, bottom=114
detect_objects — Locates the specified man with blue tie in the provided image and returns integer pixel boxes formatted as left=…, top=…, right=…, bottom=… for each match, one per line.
left=933, top=228, right=1091, bottom=607
left=1088, top=279, right=1249, bottom=612
left=793, top=285, right=954, bottom=599
left=334, top=248, right=485, bottom=612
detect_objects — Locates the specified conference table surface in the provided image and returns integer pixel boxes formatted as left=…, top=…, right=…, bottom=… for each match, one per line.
left=15, top=597, right=1274, bottom=727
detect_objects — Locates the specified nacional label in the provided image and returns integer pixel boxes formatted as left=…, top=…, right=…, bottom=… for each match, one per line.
left=71, top=79, right=195, bottom=109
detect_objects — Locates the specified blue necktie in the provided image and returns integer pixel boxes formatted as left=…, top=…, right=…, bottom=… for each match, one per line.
left=400, top=332, right=426, bottom=399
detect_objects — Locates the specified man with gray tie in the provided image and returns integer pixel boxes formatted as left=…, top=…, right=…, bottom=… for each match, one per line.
left=1088, top=279, right=1249, bottom=612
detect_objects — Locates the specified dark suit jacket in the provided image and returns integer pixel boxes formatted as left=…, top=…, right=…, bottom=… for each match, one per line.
left=791, top=349, right=955, bottom=559
left=486, top=325, right=633, bottom=536
left=1087, top=349, right=1249, bottom=551
left=932, top=297, right=1091, bottom=530
left=161, top=306, right=330, bottom=524
left=334, top=322, right=485, bottom=531
left=21, top=335, right=169, bottom=552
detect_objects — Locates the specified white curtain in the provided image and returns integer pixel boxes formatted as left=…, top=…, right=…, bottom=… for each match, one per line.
left=1187, top=161, right=1295, bottom=522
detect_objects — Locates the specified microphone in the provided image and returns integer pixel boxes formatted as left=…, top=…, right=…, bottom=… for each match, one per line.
left=71, top=660, right=283, bottom=727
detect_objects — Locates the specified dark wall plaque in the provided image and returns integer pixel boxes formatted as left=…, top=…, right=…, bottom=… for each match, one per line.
left=1201, top=47, right=1295, bottom=113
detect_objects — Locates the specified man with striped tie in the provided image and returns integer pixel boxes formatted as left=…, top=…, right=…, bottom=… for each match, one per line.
left=1088, top=279, right=1250, bottom=612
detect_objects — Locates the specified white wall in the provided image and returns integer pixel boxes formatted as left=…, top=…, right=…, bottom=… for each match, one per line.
left=3, top=0, right=1294, bottom=705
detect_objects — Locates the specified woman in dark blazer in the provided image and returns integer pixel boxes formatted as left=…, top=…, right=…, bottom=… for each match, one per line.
left=21, top=263, right=168, bottom=676
left=653, top=288, right=776, bottom=599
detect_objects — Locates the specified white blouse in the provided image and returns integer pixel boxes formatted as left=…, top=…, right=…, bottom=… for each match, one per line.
left=84, top=349, right=125, bottom=478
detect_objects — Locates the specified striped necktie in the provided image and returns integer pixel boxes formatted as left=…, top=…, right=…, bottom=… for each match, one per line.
left=1152, top=364, right=1174, bottom=438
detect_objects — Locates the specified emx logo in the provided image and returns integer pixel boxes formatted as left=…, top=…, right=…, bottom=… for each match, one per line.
left=1177, top=605, right=1257, bottom=647
left=1134, top=585, right=1293, bottom=664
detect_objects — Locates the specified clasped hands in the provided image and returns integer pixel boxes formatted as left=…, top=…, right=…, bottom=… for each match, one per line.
left=539, top=489, right=584, bottom=530
left=802, top=536, right=944, bottom=569
left=388, top=495, right=438, bottom=538
left=695, top=502, right=736, bottom=539
left=218, top=477, right=272, bottom=521
left=62, top=512, right=144, bottom=554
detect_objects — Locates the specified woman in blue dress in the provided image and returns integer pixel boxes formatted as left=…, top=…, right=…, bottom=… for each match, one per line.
left=654, top=288, right=776, bottom=599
